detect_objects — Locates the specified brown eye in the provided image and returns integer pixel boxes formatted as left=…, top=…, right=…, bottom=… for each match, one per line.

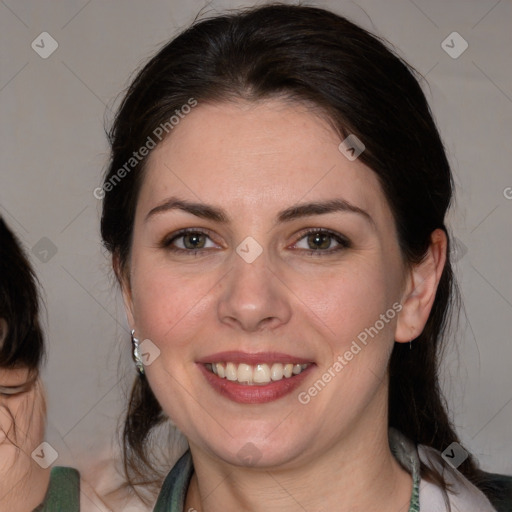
left=307, top=232, right=333, bottom=250
left=181, top=232, right=207, bottom=250
left=162, top=228, right=219, bottom=254
left=293, top=229, right=350, bottom=255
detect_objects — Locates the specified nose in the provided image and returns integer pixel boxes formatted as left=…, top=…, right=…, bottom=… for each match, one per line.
left=217, top=251, right=292, bottom=333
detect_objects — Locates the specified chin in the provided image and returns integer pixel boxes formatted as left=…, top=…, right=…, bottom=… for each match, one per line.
left=196, top=428, right=312, bottom=470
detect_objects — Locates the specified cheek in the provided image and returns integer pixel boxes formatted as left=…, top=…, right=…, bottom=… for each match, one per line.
left=295, top=268, right=399, bottom=418
left=30, top=383, right=46, bottom=446
left=0, top=394, right=41, bottom=448
left=0, top=404, right=12, bottom=444
left=298, top=262, right=396, bottom=348
left=130, top=261, right=215, bottom=352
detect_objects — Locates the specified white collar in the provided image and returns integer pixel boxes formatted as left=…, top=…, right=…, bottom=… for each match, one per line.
left=417, top=444, right=498, bottom=511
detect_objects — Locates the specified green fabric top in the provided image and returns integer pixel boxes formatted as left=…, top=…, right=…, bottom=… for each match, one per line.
left=32, top=466, right=80, bottom=512
left=153, top=427, right=421, bottom=511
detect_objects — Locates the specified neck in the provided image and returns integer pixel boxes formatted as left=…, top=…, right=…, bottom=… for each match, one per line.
left=185, top=386, right=413, bottom=512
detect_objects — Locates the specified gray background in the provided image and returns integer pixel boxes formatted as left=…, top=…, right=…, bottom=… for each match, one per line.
left=1, top=0, right=511, bottom=479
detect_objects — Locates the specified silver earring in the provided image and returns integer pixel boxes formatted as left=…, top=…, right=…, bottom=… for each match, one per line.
left=131, top=329, right=145, bottom=375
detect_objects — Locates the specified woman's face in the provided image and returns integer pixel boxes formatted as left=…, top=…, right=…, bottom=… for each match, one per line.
left=0, top=320, right=46, bottom=476
left=0, top=319, right=48, bottom=510
left=121, top=99, right=412, bottom=468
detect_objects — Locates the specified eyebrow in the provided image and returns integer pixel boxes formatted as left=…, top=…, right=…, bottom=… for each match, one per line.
left=145, top=196, right=374, bottom=227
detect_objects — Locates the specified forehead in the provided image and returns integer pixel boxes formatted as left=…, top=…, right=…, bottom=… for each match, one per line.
left=139, top=99, right=390, bottom=224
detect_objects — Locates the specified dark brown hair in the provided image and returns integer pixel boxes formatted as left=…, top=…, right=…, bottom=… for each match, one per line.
left=0, top=216, right=45, bottom=371
left=100, top=3, right=499, bottom=506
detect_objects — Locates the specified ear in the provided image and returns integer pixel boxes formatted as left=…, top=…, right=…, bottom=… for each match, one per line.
left=395, top=229, right=447, bottom=343
left=113, top=253, right=136, bottom=330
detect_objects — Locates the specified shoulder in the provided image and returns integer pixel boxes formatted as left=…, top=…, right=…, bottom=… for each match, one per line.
left=35, top=463, right=150, bottom=512
left=388, top=429, right=502, bottom=512
left=417, top=444, right=499, bottom=512
left=34, top=467, right=80, bottom=511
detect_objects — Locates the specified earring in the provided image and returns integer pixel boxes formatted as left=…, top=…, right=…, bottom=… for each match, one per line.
left=131, top=329, right=145, bottom=375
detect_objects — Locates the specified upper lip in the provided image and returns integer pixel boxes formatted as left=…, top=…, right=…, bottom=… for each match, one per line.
left=196, top=351, right=314, bottom=365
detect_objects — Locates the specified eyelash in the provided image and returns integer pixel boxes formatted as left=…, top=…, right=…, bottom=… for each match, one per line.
left=161, top=227, right=351, bottom=257
left=0, top=385, right=27, bottom=397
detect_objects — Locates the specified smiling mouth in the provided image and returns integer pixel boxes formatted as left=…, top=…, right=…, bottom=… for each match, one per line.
left=205, top=362, right=311, bottom=385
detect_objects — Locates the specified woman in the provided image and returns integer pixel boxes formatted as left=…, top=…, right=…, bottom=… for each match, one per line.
left=100, top=3, right=509, bottom=511
left=44, top=3, right=512, bottom=511
left=0, top=216, right=81, bottom=511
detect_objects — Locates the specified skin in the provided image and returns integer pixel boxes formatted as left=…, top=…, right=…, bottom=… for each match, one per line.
left=0, top=320, right=50, bottom=512
left=119, top=99, right=447, bottom=512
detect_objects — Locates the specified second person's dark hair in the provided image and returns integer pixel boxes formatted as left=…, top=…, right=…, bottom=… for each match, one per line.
left=0, top=216, right=45, bottom=371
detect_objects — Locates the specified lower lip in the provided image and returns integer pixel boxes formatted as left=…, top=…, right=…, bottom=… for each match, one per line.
left=197, top=364, right=313, bottom=404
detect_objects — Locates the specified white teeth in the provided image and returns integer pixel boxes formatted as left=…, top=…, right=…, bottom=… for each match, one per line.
left=208, top=361, right=309, bottom=385
left=225, top=362, right=238, bottom=381
left=253, top=364, right=271, bottom=384
left=270, top=363, right=283, bottom=381
left=237, top=363, right=252, bottom=383
left=216, top=363, right=225, bottom=378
